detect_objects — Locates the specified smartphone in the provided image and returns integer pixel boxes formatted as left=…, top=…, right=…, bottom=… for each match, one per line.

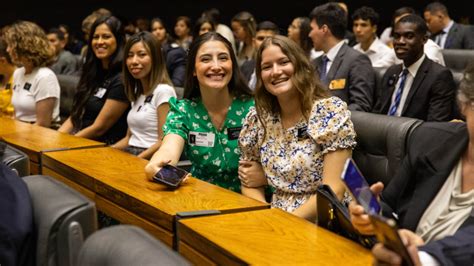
left=341, top=158, right=381, bottom=214
left=153, top=164, right=189, bottom=188
left=369, top=214, right=414, bottom=266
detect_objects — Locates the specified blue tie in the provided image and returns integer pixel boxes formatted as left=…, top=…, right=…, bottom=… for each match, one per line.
left=320, top=55, right=329, bottom=83
left=388, top=69, right=409, bottom=116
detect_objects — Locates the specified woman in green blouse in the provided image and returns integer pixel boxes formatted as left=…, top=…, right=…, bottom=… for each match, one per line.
left=145, top=32, right=253, bottom=192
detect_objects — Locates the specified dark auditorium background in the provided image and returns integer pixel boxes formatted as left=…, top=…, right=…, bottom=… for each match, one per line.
left=2, top=0, right=471, bottom=41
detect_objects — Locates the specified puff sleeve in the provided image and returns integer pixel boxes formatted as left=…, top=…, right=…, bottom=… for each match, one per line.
left=307, top=97, right=356, bottom=155
left=238, top=107, right=263, bottom=161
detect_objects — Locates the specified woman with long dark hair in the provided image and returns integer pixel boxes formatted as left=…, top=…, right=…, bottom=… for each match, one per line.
left=58, top=16, right=130, bottom=144
left=145, top=32, right=253, bottom=192
left=111, top=32, right=176, bottom=159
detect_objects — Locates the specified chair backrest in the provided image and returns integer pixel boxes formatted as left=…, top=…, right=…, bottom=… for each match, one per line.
left=1, top=142, right=30, bottom=176
left=23, top=175, right=97, bottom=266
left=76, top=225, right=190, bottom=266
left=441, top=49, right=474, bottom=72
left=56, top=74, right=80, bottom=121
left=350, top=111, right=422, bottom=185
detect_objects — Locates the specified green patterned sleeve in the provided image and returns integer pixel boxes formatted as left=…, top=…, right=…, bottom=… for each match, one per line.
left=163, top=97, right=189, bottom=140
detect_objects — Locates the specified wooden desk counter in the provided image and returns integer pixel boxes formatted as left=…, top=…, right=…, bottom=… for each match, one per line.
left=178, top=208, right=372, bottom=265
left=1, top=119, right=103, bottom=173
left=0, top=117, right=34, bottom=136
left=42, top=147, right=269, bottom=247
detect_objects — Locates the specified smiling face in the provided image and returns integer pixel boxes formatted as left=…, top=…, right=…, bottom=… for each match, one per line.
left=126, top=41, right=152, bottom=82
left=91, top=23, right=117, bottom=68
left=392, top=21, right=426, bottom=66
left=260, top=44, right=295, bottom=99
left=194, top=40, right=233, bottom=92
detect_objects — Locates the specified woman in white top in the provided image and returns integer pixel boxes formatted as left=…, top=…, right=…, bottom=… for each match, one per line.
left=112, top=32, right=176, bottom=159
left=4, top=21, right=60, bottom=127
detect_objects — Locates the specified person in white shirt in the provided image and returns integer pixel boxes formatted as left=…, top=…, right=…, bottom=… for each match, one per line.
left=380, top=6, right=445, bottom=66
left=112, top=32, right=176, bottom=159
left=352, top=6, right=397, bottom=70
left=4, top=21, right=60, bottom=128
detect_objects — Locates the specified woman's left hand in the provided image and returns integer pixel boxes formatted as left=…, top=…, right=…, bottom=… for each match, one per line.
left=238, top=160, right=267, bottom=187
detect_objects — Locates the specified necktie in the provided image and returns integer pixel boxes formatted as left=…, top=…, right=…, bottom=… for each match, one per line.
left=319, top=55, right=329, bottom=83
left=388, top=69, right=409, bottom=116
left=435, top=30, right=446, bottom=47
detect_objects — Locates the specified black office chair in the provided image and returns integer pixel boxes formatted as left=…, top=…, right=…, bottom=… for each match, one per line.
left=350, top=111, right=422, bottom=186
left=76, top=225, right=190, bottom=266
left=0, top=141, right=29, bottom=176
left=24, top=175, right=97, bottom=266
left=441, top=49, right=474, bottom=87
left=56, top=74, right=80, bottom=122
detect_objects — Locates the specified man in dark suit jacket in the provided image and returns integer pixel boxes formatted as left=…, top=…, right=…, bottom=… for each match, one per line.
left=424, top=2, right=474, bottom=50
left=374, top=14, right=456, bottom=121
left=309, top=2, right=375, bottom=112
left=353, top=122, right=473, bottom=265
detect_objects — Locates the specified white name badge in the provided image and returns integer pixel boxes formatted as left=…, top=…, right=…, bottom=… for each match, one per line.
left=188, top=131, right=215, bottom=147
left=94, top=88, right=107, bottom=98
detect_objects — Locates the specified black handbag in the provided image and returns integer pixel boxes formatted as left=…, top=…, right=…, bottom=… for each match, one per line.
left=316, top=184, right=376, bottom=249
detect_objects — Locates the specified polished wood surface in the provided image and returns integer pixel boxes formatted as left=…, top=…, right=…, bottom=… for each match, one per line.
left=42, top=147, right=269, bottom=233
left=0, top=117, right=34, bottom=136
left=179, top=242, right=216, bottom=266
left=178, top=208, right=373, bottom=265
left=0, top=117, right=103, bottom=164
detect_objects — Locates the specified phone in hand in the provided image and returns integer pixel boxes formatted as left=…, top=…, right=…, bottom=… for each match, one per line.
left=153, top=164, right=189, bottom=188
left=341, top=158, right=381, bottom=214
left=369, top=214, right=415, bottom=266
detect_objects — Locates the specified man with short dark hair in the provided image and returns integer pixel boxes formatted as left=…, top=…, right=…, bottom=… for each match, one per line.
left=47, top=28, right=79, bottom=75
left=424, top=2, right=474, bottom=49
left=352, top=6, right=397, bottom=69
left=374, top=14, right=456, bottom=121
left=309, top=2, right=375, bottom=112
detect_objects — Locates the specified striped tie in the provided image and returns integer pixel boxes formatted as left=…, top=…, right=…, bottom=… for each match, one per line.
left=388, top=69, right=409, bottom=116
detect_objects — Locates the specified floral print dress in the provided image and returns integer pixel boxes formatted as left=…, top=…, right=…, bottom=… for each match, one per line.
left=239, top=96, right=356, bottom=212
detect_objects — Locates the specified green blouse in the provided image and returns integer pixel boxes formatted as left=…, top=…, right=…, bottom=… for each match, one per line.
left=163, top=96, right=254, bottom=192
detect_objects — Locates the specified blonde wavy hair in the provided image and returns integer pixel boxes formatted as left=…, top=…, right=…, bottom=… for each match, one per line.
left=4, top=21, right=54, bottom=68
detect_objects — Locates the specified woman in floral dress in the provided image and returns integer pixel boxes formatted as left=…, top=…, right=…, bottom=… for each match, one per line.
left=239, top=35, right=356, bottom=221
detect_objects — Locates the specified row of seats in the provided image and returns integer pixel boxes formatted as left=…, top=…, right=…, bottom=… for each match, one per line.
left=1, top=146, right=189, bottom=266
left=26, top=174, right=189, bottom=265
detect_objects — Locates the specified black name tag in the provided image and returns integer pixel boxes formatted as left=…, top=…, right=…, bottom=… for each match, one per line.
left=227, top=127, right=242, bottom=140
left=23, top=82, right=31, bottom=91
left=145, top=94, right=153, bottom=103
left=297, top=126, right=308, bottom=140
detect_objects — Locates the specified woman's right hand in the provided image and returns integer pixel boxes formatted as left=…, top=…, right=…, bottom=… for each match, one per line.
left=145, top=159, right=171, bottom=181
left=349, top=181, right=384, bottom=235
left=238, top=160, right=267, bottom=187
